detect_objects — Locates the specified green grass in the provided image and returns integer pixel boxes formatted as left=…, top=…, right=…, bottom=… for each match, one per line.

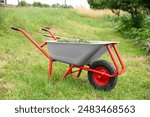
left=0, top=7, right=150, bottom=100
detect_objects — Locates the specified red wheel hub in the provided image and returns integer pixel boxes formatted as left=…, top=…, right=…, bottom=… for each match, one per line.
left=93, top=67, right=110, bottom=86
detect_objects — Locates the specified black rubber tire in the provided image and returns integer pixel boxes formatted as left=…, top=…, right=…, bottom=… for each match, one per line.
left=88, top=60, right=117, bottom=91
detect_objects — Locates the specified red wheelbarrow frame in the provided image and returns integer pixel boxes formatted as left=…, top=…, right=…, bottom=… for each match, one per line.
left=11, top=27, right=125, bottom=79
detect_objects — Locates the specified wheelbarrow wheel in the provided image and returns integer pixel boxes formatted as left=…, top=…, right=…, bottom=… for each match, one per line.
left=88, top=60, right=117, bottom=91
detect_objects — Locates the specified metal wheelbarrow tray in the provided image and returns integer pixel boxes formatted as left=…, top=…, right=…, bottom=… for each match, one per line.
left=46, top=41, right=116, bottom=66
left=11, top=26, right=125, bottom=91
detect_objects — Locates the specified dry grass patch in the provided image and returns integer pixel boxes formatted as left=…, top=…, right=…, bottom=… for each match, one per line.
left=74, top=8, right=126, bottom=18
left=75, top=8, right=114, bottom=18
left=3, top=82, right=15, bottom=90
left=0, top=79, right=15, bottom=99
left=123, top=55, right=150, bottom=65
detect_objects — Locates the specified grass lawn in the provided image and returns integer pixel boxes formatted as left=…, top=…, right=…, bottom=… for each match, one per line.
left=0, top=7, right=149, bottom=100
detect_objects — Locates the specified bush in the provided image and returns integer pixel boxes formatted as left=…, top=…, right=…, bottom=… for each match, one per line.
left=43, top=4, right=50, bottom=8
left=115, top=15, right=132, bottom=32
left=19, top=1, right=28, bottom=6
left=51, top=3, right=73, bottom=8
left=115, top=14, right=145, bottom=31
left=115, top=15, right=150, bottom=54
left=33, top=2, right=50, bottom=7
left=131, top=13, right=145, bottom=28
left=61, top=5, right=73, bottom=8
left=51, top=3, right=61, bottom=8
left=33, top=2, right=42, bottom=7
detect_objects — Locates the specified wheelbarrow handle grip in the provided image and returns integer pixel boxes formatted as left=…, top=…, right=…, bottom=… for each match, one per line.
left=11, top=26, right=19, bottom=31
left=42, top=28, right=47, bottom=31
left=42, top=27, right=51, bottom=31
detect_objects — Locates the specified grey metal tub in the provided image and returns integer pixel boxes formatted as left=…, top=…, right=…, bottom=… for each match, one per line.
left=46, top=41, right=117, bottom=66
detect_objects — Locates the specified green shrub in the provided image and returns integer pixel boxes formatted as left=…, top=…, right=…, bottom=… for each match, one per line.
left=115, top=15, right=150, bottom=54
left=51, top=3, right=73, bottom=8
left=51, top=3, right=61, bottom=8
left=33, top=2, right=43, bottom=7
left=61, top=5, right=73, bottom=8
left=19, top=1, right=28, bottom=6
left=43, top=4, right=50, bottom=8
left=32, top=2, right=50, bottom=7
left=131, top=13, right=145, bottom=28
left=115, top=15, right=132, bottom=32
left=115, top=14, right=145, bottom=31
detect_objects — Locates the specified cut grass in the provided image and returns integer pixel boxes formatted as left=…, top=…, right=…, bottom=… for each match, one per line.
left=0, top=7, right=150, bottom=100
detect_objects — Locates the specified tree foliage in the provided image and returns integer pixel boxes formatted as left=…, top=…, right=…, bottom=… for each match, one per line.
left=88, top=0, right=150, bottom=28
left=88, top=0, right=150, bottom=15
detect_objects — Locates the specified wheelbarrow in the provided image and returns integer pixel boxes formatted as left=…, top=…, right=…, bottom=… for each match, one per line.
left=11, top=26, right=125, bottom=91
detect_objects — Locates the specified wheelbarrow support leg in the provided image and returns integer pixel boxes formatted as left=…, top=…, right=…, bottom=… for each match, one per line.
left=63, top=65, right=73, bottom=78
left=48, top=60, right=53, bottom=78
left=77, top=68, right=82, bottom=78
left=106, top=44, right=125, bottom=76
